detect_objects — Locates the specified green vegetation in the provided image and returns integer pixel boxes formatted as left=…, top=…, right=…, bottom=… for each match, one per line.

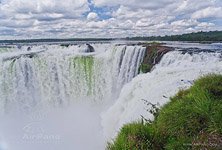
left=107, top=122, right=154, bottom=150
left=127, top=31, right=222, bottom=42
left=108, top=74, right=222, bottom=150
left=140, top=42, right=171, bottom=73
left=140, top=43, right=158, bottom=73
left=140, top=63, right=152, bottom=73
left=1, top=31, right=221, bottom=44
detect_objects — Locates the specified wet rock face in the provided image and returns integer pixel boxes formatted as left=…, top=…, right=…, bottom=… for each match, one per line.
left=17, top=45, right=22, bottom=49
left=27, top=47, right=31, bottom=51
left=140, top=44, right=173, bottom=73
left=86, top=44, right=95, bottom=53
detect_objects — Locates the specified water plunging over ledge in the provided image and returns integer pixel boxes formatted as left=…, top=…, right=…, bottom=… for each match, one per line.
left=0, top=44, right=145, bottom=113
left=0, top=42, right=222, bottom=150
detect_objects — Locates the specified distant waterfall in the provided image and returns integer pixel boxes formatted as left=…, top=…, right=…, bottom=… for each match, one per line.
left=0, top=44, right=145, bottom=113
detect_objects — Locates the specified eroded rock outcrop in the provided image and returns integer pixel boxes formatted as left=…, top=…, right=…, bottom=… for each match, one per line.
left=140, top=43, right=174, bottom=73
left=86, top=43, right=95, bottom=53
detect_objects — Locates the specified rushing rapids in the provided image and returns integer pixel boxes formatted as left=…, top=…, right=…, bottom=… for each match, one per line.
left=0, top=42, right=222, bottom=150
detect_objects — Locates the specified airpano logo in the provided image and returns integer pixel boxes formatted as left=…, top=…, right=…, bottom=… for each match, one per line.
left=22, top=122, right=60, bottom=143
left=21, top=105, right=61, bottom=144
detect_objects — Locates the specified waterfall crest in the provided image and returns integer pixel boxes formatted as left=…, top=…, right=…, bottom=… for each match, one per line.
left=0, top=44, right=145, bottom=113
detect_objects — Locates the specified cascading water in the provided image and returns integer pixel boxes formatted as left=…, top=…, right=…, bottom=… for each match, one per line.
left=0, top=43, right=222, bottom=150
left=0, top=43, right=145, bottom=150
left=0, top=44, right=145, bottom=114
left=102, top=50, right=222, bottom=141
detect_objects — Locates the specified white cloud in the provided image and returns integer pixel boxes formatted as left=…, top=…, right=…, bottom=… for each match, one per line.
left=0, top=0, right=222, bottom=39
left=93, top=0, right=174, bottom=9
left=0, top=0, right=89, bottom=19
left=86, top=20, right=108, bottom=28
left=192, top=7, right=222, bottom=19
left=87, top=12, right=99, bottom=21
left=112, top=5, right=153, bottom=20
left=171, top=19, right=198, bottom=27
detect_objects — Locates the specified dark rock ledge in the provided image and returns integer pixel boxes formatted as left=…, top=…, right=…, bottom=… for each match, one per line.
left=139, top=42, right=174, bottom=73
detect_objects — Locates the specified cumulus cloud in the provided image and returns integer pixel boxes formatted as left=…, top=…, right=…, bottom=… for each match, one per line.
left=0, top=0, right=221, bottom=39
left=87, top=12, right=99, bottom=21
left=192, top=7, right=222, bottom=19
left=93, top=0, right=174, bottom=9
left=1, top=0, right=89, bottom=15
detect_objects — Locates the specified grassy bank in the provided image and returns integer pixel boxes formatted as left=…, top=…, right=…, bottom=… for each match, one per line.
left=108, top=74, right=222, bottom=150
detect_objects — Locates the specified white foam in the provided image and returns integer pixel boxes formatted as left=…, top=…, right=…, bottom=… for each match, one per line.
left=101, top=51, right=222, bottom=141
left=0, top=44, right=222, bottom=149
left=0, top=43, right=145, bottom=150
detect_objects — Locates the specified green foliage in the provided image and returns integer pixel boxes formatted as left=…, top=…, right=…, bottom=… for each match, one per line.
left=108, top=74, right=222, bottom=150
left=140, top=43, right=159, bottom=73
left=140, top=63, right=152, bottom=73
left=127, top=31, right=222, bottom=41
left=107, top=122, right=154, bottom=150
left=193, top=74, right=222, bottom=100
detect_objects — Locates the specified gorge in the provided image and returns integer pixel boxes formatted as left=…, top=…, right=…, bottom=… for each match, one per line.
left=0, top=42, right=222, bottom=150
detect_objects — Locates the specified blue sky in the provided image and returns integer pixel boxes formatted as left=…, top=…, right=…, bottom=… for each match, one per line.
left=87, top=0, right=114, bottom=20
left=0, top=0, right=222, bottom=39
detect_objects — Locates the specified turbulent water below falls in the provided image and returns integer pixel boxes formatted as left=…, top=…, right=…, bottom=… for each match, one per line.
left=0, top=43, right=222, bottom=150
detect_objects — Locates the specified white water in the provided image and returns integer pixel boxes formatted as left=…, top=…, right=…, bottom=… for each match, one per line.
left=102, top=51, right=222, bottom=141
left=0, top=43, right=145, bottom=150
left=0, top=44, right=145, bottom=113
left=0, top=43, right=222, bottom=150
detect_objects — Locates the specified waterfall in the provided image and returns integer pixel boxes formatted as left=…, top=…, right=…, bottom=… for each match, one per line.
left=1, top=43, right=221, bottom=150
left=101, top=51, right=222, bottom=140
left=0, top=44, right=145, bottom=114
